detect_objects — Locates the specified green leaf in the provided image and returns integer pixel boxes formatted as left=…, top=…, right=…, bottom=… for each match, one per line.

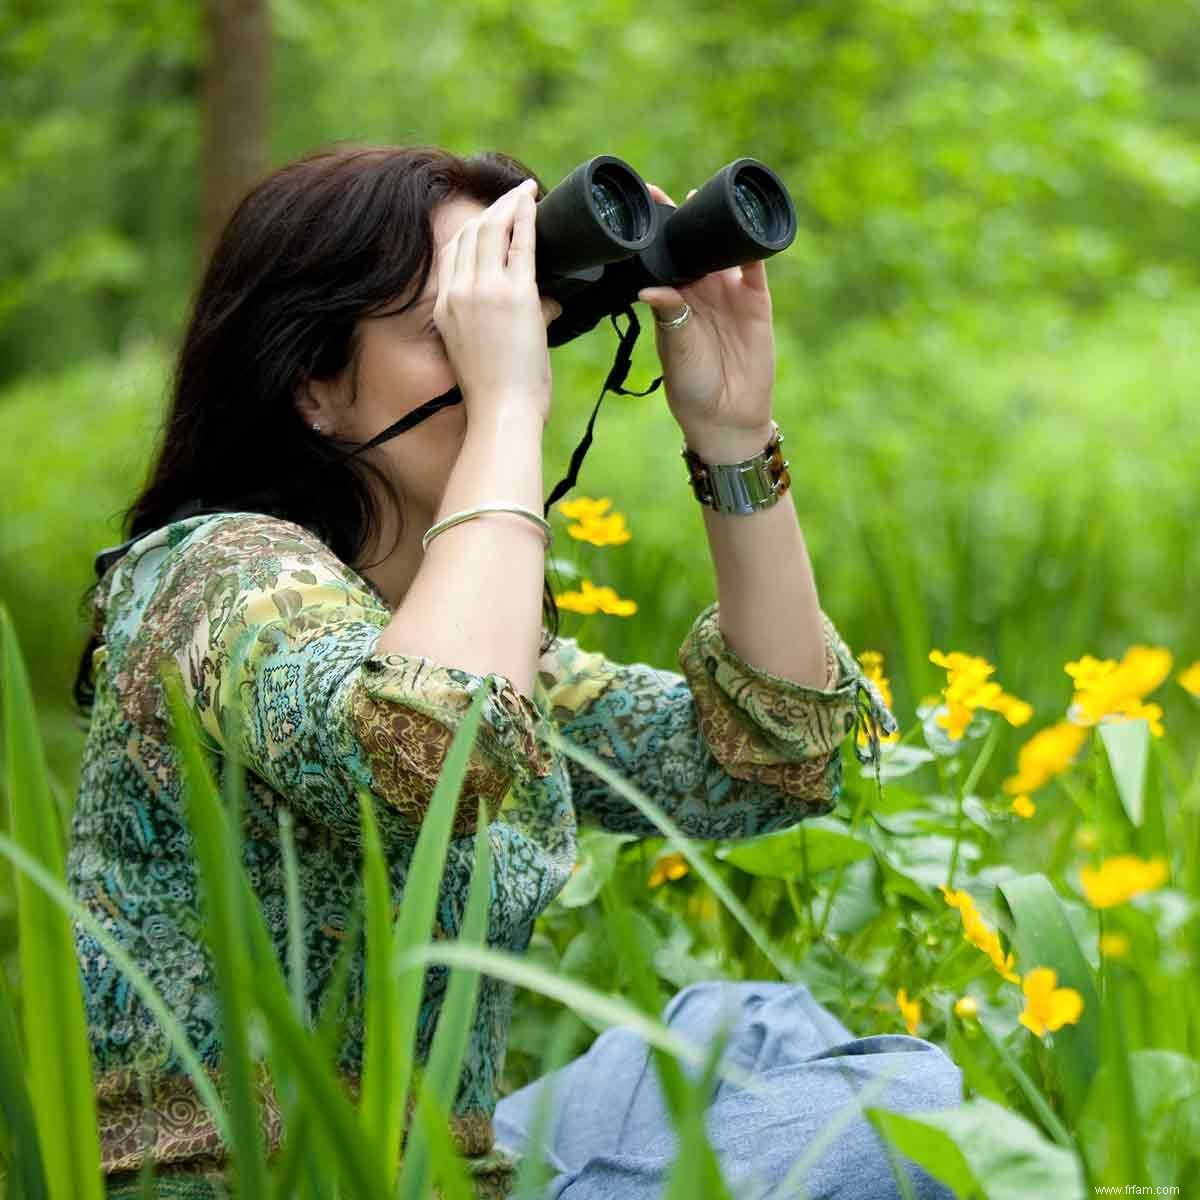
left=1079, top=1050, right=1200, bottom=1189
left=543, top=726, right=798, bottom=979
left=395, top=798, right=493, bottom=1198
left=359, top=779, right=399, bottom=1178
left=512, top=1010, right=581, bottom=1200
left=556, top=828, right=638, bottom=907
left=0, top=964, right=49, bottom=1200
left=715, top=818, right=872, bottom=878
left=368, top=684, right=490, bottom=1186
left=867, top=1098, right=1086, bottom=1199
left=1, top=605, right=103, bottom=1200
left=868, top=744, right=936, bottom=782
left=1098, top=719, right=1150, bottom=827
left=995, top=874, right=1100, bottom=1120
left=163, top=672, right=268, bottom=1199
left=0, top=834, right=230, bottom=1145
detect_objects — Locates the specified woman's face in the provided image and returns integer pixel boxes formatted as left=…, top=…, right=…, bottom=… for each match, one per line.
left=300, top=194, right=486, bottom=520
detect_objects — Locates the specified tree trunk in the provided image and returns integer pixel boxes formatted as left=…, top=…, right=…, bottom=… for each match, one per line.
left=199, top=0, right=270, bottom=270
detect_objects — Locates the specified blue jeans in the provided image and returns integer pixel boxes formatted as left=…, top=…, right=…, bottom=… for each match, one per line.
left=493, top=980, right=962, bottom=1199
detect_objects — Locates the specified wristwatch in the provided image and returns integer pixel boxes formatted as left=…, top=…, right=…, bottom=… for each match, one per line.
left=681, top=420, right=791, bottom=514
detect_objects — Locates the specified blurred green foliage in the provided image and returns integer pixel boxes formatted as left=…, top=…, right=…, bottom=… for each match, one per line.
left=2, top=0, right=1198, bottom=795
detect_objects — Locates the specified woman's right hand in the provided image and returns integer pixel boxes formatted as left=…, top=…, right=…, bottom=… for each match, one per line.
left=432, top=178, right=563, bottom=428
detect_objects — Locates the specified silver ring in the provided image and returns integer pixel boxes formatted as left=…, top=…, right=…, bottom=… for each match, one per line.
left=655, top=303, right=691, bottom=331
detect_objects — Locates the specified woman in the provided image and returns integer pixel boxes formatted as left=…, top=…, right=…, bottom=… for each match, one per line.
left=69, top=144, right=961, bottom=1199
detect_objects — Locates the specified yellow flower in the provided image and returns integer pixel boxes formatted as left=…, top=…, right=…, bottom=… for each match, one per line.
left=939, top=885, right=1020, bottom=983
left=553, top=579, right=638, bottom=617
left=1179, top=662, right=1200, bottom=697
left=1099, top=931, right=1130, bottom=958
left=896, top=987, right=921, bottom=1035
left=1066, top=646, right=1172, bottom=737
left=1018, top=967, right=1084, bottom=1036
left=1002, top=721, right=1088, bottom=796
left=929, top=649, right=1032, bottom=740
left=647, top=851, right=689, bottom=888
left=1079, top=854, right=1168, bottom=908
left=558, top=497, right=613, bottom=522
left=953, top=995, right=979, bottom=1020
left=857, top=651, right=901, bottom=746
left=1010, top=794, right=1036, bottom=819
left=567, top=512, right=632, bottom=547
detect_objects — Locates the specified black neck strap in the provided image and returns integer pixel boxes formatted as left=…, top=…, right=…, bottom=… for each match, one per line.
left=541, top=305, right=662, bottom=517
left=337, top=303, right=662, bottom=518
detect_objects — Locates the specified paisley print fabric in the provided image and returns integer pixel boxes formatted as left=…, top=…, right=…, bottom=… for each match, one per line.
left=67, top=510, right=894, bottom=1197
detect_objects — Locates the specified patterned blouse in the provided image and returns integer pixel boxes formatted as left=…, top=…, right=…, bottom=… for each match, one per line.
left=67, top=510, right=894, bottom=1197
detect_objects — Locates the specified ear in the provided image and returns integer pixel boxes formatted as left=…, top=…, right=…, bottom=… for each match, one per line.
left=293, top=374, right=340, bottom=431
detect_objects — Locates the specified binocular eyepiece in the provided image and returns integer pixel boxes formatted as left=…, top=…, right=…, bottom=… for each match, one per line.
left=534, top=155, right=796, bottom=347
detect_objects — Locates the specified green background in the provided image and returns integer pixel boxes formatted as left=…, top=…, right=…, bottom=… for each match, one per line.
left=2, top=0, right=1197, bottom=795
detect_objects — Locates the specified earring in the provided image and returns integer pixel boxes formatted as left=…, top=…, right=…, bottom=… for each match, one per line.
left=312, top=422, right=322, bottom=433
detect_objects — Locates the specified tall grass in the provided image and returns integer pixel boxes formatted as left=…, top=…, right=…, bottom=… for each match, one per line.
left=2, top=601, right=1197, bottom=1198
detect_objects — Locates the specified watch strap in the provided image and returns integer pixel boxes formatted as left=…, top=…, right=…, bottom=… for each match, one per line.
left=681, top=421, right=791, bottom=514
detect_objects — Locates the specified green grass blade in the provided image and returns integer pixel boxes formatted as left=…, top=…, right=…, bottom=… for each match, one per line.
left=598, top=878, right=732, bottom=1200
left=250, top=975, right=391, bottom=1200
left=1097, top=720, right=1149, bottom=828
left=223, top=803, right=385, bottom=1198
left=995, top=873, right=1101, bottom=1120
left=1095, top=954, right=1149, bottom=1186
left=1, top=605, right=104, bottom=1200
left=542, top=724, right=797, bottom=979
left=277, top=807, right=307, bottom=1018
left=163, top=672, right=268, bottom=1197
left=395, top=797, right=493, bottom=1198
left=392, top=940, right=785, bottom=1108
left=971, top=1012, right=1074, bottom=1148
left=0, top=962, right=49, bottom=1200
left=411, top=1076, right=475, bottom=1200
left=359, top=781, right=400, bottom=1179
left=512, top=1010, right=581, bottom=1200
left=366, top=684, right=490, bottom=1179
left=0, top=833, right=230, bottom=1142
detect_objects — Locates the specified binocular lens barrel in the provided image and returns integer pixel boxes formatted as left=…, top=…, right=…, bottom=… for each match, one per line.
left=534, top=155, right=656, bottom=280
left=658, top=158, right=796, bottom=281
left=590, top=166, right=647, bottom=243
left=538, top=155, right=797, bottom=345
left=733, top=167, right=789, bottom=243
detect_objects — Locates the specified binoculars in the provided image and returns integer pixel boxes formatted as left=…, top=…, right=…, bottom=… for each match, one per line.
left=535, top=155, right=796, bottom=348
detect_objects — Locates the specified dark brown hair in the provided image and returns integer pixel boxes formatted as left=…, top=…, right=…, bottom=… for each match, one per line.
left=73, top=143, right=561, bottom=713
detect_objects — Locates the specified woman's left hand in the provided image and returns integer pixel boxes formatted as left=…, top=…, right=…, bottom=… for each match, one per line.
left=638, top=183, right=776, bottom=448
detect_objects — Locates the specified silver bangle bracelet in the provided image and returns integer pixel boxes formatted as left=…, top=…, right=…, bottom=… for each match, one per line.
left=421, top=503, right=553, bottom=553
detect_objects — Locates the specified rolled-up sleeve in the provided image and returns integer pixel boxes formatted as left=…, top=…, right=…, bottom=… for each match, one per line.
left=108, top=513, right=551, bottom=845
left=541, top=601, right=896, bottom=839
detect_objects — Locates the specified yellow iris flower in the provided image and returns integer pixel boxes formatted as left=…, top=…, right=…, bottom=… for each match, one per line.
left=567, top=512, right=632, bottom=547
left=554, top=579, right=638, bottom=617
left=1179, top=662, right=1200, bottom=697
left=1002, top=720, right=1088, bottom=796
left=939, top=885, right=1020, bottom=983
left=1079, top=854, right=1168, bottom=908
left=895, top=987, right=921, bottom=1035
left=1018, top=967, right=1084, bottom=1037
left=929, top=650, right=1033, bottom=740
left=647, top=852, right=689, bottom=888
left=1065, top=646, right=1171, bottom=737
